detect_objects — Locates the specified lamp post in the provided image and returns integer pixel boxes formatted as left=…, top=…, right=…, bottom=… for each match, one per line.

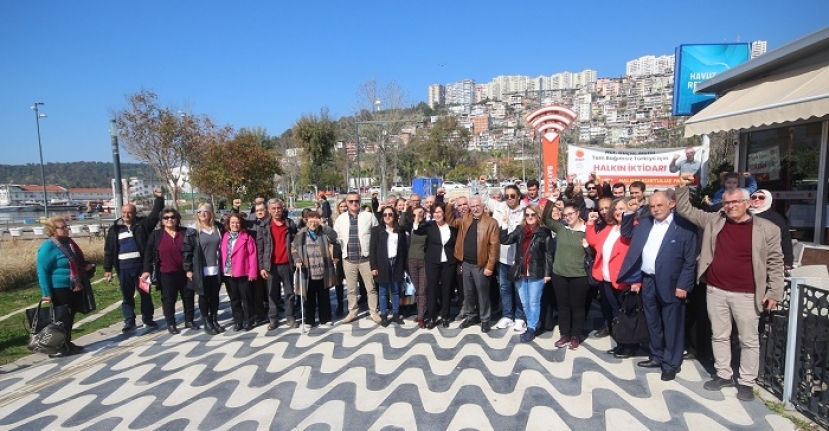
left=31, top=102, right=48, bottom=217
left=110, top=119, right=124, bottom=211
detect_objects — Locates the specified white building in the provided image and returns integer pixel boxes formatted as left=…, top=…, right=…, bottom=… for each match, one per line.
left=427, top=84, right=445, bottom=109
left=626, top=54, right=675, bottom=77
left=0, top=184, right=70, bottom=206
left=751, top=40, right=768, bottom=59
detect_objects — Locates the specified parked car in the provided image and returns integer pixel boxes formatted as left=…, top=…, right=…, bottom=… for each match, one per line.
left=390, top=184, right=408, bottom=192
left=368, top=186, right=382, bottom=195
left=441, top=180, right=465, bottom=190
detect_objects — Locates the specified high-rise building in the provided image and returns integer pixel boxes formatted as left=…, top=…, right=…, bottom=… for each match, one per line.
left=428, top=84, right=445, bottom=109
left=626, top=55, right=675, bottom=77
left=751, top=40, right=768, bottom=59
left=445, top=79, right=475, bottom=108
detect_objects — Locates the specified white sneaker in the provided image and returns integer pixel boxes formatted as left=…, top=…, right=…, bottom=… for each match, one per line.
left=513, top=319, right=527, bottom=333
left=495, top=317, right=514, bottom=329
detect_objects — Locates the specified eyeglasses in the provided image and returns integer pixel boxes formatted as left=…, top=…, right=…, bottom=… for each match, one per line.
left=524, top=213, right=537, bottom=218
left=347, top=200, right=360, bottom=204
left=382, top=213, right=395, bottom=218
left=750, top=195, right=766, bottom=201
left=586, top=187, right=596, bottom=190
left=506, top=194, right=517, bottom=199
left=563, top=212, right=577, bottom=218
left=722, top=199, right=747, bottom=207
left=162, top=216, right=177, bottom=220
left=55, top=225, right=68, bottom=230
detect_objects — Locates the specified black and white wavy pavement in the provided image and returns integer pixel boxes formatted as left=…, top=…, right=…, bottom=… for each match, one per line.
left=0, top=309, right=794, bottom=430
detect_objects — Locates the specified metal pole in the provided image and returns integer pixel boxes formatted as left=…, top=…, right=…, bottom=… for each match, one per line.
left=355, top=122, right=360, bottom=192
left=522, top=137, right=526, bottom=183
left=110, top=120, right=124, bottom=211
left=32, top=102, right=48, bottom=217
left=782, top=277, right=803, bottom=410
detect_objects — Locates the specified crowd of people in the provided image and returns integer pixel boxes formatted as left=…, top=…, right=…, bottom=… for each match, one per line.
left=36, top=171, right=788, bottom=402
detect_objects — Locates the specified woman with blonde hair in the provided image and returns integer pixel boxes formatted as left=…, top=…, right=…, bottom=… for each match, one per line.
left=499, top=205, right=554, bottom=343
left=36, top=217, right=94, bottom=356
left=183, top=203, right=226, bottom=335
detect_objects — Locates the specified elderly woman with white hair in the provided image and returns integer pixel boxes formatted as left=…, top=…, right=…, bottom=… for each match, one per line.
left=749, top=189, right=794, bottom=270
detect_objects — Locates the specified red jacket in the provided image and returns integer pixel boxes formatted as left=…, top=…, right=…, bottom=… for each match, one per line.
left=585, top=224, right=631, bottom=290
left=220, top=231, right=259, bottom=279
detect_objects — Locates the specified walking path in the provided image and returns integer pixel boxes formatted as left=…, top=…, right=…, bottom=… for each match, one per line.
left=0, top=298, right=800, bottom=430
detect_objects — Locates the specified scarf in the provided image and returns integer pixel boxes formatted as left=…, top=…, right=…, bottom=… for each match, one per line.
left=750, top=189, right=773, bottom=214
left=521, top=224, right=537, bottom=275
left=51, top=237, right=87, bottom=284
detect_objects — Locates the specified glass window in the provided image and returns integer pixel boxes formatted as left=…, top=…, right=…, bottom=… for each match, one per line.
left=746, top=122, right=823, bottom=240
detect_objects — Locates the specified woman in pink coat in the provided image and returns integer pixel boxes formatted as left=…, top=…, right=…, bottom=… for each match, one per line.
left=221, top=213, right=259, bottom=331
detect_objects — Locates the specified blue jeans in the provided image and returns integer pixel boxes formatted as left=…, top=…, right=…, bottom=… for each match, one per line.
left=378, top=281, right=401, bottom=315
left=498, top=263, right=525, bottom=321
left=516, top=277, right=545, bottom=330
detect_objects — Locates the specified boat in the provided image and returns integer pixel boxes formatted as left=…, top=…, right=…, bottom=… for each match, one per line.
left=0, top=206, right=25, bottom=213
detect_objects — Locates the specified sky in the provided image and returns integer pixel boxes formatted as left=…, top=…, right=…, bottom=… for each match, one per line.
left=1, top=1, right=827, bottom=165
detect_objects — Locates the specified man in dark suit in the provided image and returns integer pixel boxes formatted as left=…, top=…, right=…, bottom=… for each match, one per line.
left=618, top=191, right=697, bottom=381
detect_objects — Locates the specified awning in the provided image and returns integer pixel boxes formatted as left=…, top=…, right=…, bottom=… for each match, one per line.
left=684, top=61, right=829, bottom=136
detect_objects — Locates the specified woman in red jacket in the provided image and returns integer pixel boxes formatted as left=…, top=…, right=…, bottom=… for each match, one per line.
left=585, top=197, right=636, bottom=358
left=221, top=213, right=259, bottom=331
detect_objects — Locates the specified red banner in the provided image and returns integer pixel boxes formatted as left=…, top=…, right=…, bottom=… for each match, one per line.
left=542, top=135, right=559, bottom=193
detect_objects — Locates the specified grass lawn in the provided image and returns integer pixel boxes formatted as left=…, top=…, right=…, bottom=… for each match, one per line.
left=0, top=277, right=153, bottom=365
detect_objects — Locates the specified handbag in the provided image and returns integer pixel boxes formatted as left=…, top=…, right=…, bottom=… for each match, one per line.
left=76, top=277, right=97, bottom=315
left=27, top=300, right=68, bottom=355
left=611, top=289, right=650, bottom=345
left=584, top=248, right=600, bottom=287
left=403, top=271, right=416, bottom=296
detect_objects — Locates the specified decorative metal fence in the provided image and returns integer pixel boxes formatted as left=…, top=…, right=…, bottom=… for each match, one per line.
left=759, top=280, right=829, bottom=428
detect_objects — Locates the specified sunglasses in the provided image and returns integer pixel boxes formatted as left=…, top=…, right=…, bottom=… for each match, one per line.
left=162, top=216, right=177, bottom=220
left=586, top=187, right=596, bottom=190
left=506, top=194, right=517, bottom=199
left=750, top=195, right=766, bottom=201
left=524, top=213, right=537, bottom=218
left=55, top=225, right=68, bottom=230
left=347, top=200, right=360, bottom=204
left=382, top=213, right=395, bottom=218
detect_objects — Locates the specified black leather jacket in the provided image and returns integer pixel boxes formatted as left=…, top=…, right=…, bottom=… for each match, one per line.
left=500, top=224, right=554, bottom=281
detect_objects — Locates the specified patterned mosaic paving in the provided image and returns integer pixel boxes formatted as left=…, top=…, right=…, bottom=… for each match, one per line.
left=0, top=305, right=795, bottom=430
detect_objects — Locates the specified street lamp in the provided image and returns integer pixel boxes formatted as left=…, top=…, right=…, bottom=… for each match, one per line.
left=110, top=119, right=124, bottom=211
left=31, top=102, right=48, bottom=217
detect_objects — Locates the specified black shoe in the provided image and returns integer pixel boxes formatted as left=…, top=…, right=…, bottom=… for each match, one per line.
left=481, top=321, right=491, bottom=333
left=255, top=318, right=269, bottom=327
left=615, top=347, right=634, bottom=359
left=637, top=359, right=662, bottom=368
left=122, top=321, right=137, bottom=333
left=234, top=322, right=244, bottom=331
left=68, top=342, right=84, bottom=354
left=391, top=314, right=404, bottom=325
left=606, top=346, right=620, bottom=355
left=184, top=321, right=200, bottom=330
left=167, top=325, right=180, bottom=335
left=460, top=317, right=481, bottom=329
left=661, top=369, right=678, bottom=381
left=442, top=320, right=450, bottom=328
left=426, top=320, right=437, bottom=329
left=203, top=319, right=218, bottom=335
left=592, top=326, right=610, bottom=338
left=703, top=377, right=735, bottom=391
left=380, top=315, right=389, bottom=327
left=144, top=320, right=158, bottom=329
left=212, top=318, right=225, bottom=333
left=736, top=384, right=755, bottom=401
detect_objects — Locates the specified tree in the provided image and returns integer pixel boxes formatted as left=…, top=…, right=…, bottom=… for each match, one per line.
left=188, top=129, right=282, bottom=202
left=292, top=109, right=339, bottom=192
left=407, top=116, right=471, bottom=178
left=115, top=90, right=223, bottom=208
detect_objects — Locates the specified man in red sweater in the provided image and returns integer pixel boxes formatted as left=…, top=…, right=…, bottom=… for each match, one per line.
left=675, top=173, right=784, bottom=402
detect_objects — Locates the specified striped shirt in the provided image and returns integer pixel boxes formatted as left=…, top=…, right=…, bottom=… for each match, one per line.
left=116, top=226, right=142, bottom=270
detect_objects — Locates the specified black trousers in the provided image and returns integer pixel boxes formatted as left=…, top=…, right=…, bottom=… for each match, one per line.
left=159, top=271, right=195, bottom=326
left=426, top=261, right=456, bottom=321
left=226, top=276, right=254, bottom=326
left=200, top=275, right=221, bottom=321
left=51, top=288, right=79, bottom=343
left=304, top=278, right=332, bottom=325
left=551, top=274, right=590, bottom=339
left=252, top=277, right=269, bottom=321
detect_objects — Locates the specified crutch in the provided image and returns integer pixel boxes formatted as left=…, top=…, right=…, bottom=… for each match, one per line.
left=294, top=268, right=307, bottom=334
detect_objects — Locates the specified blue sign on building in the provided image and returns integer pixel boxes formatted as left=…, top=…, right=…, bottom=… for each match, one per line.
left=672, top=43, right=751, bottom=116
